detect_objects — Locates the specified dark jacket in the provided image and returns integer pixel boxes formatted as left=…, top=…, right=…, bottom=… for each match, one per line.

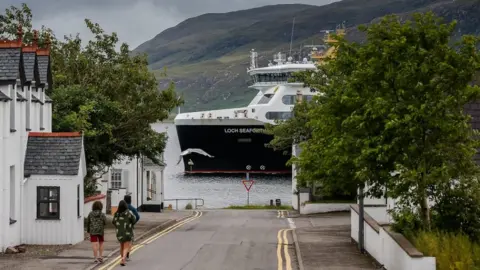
left=112, top=210, right=136, bottom=242
left=86, top=210, right=107, bottom=236
left=128, top=204, right=140, bottom=224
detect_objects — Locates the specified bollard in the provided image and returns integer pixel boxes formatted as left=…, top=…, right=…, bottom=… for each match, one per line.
left=275, top=199, right=281, bottom=207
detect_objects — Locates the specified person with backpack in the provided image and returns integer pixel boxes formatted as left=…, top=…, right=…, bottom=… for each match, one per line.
left=112, top=200, right=136, bottom=266
left=86, top=201, right=107, bottom=263
left=124, top=195, right=140, bottom=261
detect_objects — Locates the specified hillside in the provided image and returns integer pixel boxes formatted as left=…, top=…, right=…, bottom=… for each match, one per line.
left=134, top=0, right=480, bottom=113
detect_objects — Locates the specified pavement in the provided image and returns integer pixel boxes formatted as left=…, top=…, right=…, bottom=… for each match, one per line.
left=291, top=212, right=381, bottom=270
left=97, top=209, right=297, bottom=270
left=0, top=210, right=193, bottom=270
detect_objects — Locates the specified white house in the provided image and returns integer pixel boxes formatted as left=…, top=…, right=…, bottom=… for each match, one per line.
left=96, top=154, right=166, bottom=214
left=0, top=29, right=86, bottom=252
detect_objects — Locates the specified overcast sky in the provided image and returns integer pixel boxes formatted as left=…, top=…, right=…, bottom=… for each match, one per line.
left=0, top=0, right=339, bottom=49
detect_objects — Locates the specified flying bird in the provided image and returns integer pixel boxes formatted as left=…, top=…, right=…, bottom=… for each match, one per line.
left=176, top=148, right=215, bottom=165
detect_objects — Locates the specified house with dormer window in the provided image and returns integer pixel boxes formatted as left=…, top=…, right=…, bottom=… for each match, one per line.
left=0, top=28, right=86, bottom=252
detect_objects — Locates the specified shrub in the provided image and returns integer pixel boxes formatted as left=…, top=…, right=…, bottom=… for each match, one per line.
left=431, top=184, right=480, bottom=242
left=412, top=230, right=480, bottom=270
left=390, top=206, right=424, bottom=238
left=185, top=203, right=193, bottom=210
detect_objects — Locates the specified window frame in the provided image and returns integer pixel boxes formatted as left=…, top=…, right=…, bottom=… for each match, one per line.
left=111, top=169, right=123, bottom=189
left=36, top=186, right=60, bottom=220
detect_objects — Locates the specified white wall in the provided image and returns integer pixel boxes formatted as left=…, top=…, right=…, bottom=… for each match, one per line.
left=351, top=207, right=436, bottom=270
left=300, top=203, right=351, bottom=214
left=292, top=144, right=301, bottom=210
left=22, top=175, right=84, bottom=245
left=0, top=83, right=25, bottom=251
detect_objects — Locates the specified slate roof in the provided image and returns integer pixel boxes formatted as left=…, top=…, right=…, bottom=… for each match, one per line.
left=23, top=52, right=36, bottom=82
left=24, top=132, right=83, bottom=177
left=0, top=91, right=11, bottom=101
left=143, top=155, right=166, bottom=167
left=0, top=48, right=21, bottom=81
left=16, top=92, right=27, bottom=102
left=37, top=55, right=49, bottom=85
left=31, top=94, right=43, bottom=104
left=45, top=94, right=52, bottom=103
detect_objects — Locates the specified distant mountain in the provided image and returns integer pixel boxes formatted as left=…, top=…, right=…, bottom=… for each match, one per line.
left=134, top=0, right=480, bottom=113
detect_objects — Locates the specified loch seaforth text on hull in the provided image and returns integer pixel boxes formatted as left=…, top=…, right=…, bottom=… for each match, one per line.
left=224, top=128, right=266, bottom=134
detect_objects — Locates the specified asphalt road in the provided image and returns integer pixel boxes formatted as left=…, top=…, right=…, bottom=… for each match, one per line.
left=100, top=210, right=296, bottom=270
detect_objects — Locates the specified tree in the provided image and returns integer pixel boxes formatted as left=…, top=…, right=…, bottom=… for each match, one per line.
left=294, top=12, right=480, bottom=229
left=265, top=99, right=313, bottom=152
left=1, top=4, right=182, bottom=195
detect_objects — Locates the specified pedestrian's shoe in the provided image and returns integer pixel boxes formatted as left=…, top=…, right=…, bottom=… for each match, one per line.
left=126, top=252, right=130, bottom=261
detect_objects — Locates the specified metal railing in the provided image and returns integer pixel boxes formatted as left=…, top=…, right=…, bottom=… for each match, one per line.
left=163, top=198, right=205, bottom=210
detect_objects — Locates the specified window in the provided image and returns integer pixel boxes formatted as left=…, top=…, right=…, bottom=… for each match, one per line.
left=37, top=186, right=60, bottom=220
left=265, top=111, right=293, bottom=120
left=282, top=95, right=315, bottom=105
left=257, top=95, right=272, bottom=104
left=77, top=184, right=80, bottom=218
left=10, top=166, right=16, bottom=224
left=282, top=95, right=296, bottom=105
left=111, top=169, right=122, bottom=189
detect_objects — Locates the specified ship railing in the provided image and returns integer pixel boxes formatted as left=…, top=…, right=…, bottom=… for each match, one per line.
left=163, top=198, right=205, bottom=210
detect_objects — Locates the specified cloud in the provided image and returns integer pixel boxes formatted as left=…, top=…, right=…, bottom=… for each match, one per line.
left=0, top=0, right=338, bottom=48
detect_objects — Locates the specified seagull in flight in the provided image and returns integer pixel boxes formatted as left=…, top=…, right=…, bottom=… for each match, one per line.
left=176, top=148, right=215, bottom=165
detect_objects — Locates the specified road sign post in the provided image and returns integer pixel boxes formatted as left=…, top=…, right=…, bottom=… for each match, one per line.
left=242, top=179, right=254, bottom=206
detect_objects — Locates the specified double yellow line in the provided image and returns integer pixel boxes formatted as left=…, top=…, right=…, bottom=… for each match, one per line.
left=277, top=210, right=287, bottom=218
left=99, top=211, right=202, bottom=270
left=277, top=229, right=293, bottom=270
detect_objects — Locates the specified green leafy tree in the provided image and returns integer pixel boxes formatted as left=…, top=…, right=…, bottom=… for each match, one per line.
left=1, top=4, right=182, bottom=195
left=294, top=12, right=480, bottom=229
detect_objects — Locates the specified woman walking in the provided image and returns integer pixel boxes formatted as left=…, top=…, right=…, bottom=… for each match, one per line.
left=112, top=200, right=136, bottom=266
left=86, top=201, right=107, bottom=263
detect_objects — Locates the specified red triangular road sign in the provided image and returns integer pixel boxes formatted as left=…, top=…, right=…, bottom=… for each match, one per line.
left=242, top=180, right=254, bottom=191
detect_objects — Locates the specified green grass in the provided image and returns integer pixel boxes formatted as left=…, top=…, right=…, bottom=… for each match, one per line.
left=412, top=230, right=480, bottom=269
left=224, top=205, right=293, bottom=210
left=305, top=200, right=356, bottom=204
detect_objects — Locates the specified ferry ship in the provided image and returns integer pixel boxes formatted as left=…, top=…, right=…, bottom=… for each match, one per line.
left=174, top=25, right=345, bottom=174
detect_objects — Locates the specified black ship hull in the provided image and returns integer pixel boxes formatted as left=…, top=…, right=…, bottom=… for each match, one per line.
left=176, top=124, right=291, bottom=174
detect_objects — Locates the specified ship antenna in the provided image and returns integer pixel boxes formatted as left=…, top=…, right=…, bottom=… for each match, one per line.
left=289, top=17, right=295, bottom=58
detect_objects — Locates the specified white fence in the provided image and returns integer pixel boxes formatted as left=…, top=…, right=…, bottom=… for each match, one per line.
left=350, top=205, right=436, bottom=270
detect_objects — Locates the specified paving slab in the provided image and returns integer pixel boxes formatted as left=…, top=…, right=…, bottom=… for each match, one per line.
left=0, top=211, right=194, bottom=270
left=292, top=212, right=381, bottom=270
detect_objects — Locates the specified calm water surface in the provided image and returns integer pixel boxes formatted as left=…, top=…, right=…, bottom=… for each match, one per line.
left=151, top=123, right=292, bottom=209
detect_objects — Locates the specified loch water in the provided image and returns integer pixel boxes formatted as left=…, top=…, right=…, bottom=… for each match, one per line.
left=152, top=123, right=293, bottom=209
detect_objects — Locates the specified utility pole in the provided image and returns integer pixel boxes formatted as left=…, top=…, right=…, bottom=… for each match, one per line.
left=358, top=183, right=365, bottom=253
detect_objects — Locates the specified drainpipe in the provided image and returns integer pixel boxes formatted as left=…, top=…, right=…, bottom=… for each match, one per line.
left=141, top=156, right=144, bottom=210
left=136, top=157, right=139, bottom=208
left=20, top=177, right=29, bottom=243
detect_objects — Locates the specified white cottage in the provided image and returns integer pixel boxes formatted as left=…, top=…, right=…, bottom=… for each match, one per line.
left=96, top=154, right=166, bottom=213
left=0, top=28, right=85, bottom=252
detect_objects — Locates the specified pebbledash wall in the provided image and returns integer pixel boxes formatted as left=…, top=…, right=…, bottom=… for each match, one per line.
left=0, top=29, right=84, bottom=252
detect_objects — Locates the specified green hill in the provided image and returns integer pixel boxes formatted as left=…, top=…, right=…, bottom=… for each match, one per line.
left=134, top=0, right=480, bottom=113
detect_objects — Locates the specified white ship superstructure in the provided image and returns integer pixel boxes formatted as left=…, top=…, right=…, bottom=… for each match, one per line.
left=174, top=25, right=345, bottom=174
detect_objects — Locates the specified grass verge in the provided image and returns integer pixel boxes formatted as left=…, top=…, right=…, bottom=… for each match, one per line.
left=224, top=205, right=293, bottom=210
left=412, top=230, right=480, bottom=269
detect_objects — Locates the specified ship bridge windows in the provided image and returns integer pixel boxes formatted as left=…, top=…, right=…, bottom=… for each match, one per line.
left=282, top=95, right=315, bottom=105
left=253, top=72, right=295, bottom=83
left=265, top=111, right=293, bottom=120
left=257, top=94, right=273, bottom=104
